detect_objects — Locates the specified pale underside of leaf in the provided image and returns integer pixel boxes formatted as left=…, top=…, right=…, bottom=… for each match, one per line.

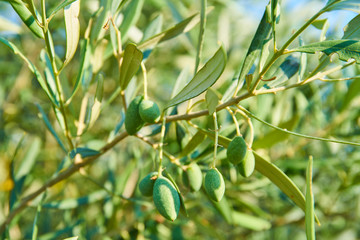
left=64, top=0, right=80, bottom=66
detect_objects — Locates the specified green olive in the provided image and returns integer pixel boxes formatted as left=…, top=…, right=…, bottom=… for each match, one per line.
left=227, top=136, right=248, bottom=165
left=139, top=99, right=161, bottom=123
left=153, top=176, right=180, bottom=221
left=204, top=168, right=225, bottom=202
left=125, top=96, right=145, bottom=135
left=182, top=163, right=202, bottom=192
left=139, top=172, right=158, bottom=197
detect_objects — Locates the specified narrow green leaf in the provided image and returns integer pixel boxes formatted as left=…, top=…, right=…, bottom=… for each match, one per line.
left=254, top=151, right=319, bottom=224
left=48, top=0, right=78, bottom=22
left=63, top=0, right=80, bottom=66
left=142, top=14, right=163, bottom=43
left=343, top=14, right=360, bottom=39
left=264, top=55, right=300, bottom=88
left=237, top=9, right=271, bottom=86
left=232, top=211, right=271, bottom=231
left=138, top=8, right=213, bottom=50
left=324, top=0, right=360, bottom=13
left=31, top=192, right=47, bottom=240
left=8, top=0, right=44, bottom=38
left=89, top=73, right=104, bottom=128
left=66, top=39, right=91, bottom=104
left=40, top=50, right=59, bottom=107
left=43, top=190, right=108, bottom=209
left=63, top=237, right=79, bottom=240
left=119, top=0, right=144, bottom=40
left=120, top=43, right=143, bottom=90
left=306, top=156, right=316, bottom=240
left=10, top=137, right=41, bottom=210
left=341, top=77, right=360, bottom=110
left=69, top=147, right=100, bottom=159
left=89, top=1, right=110, bottom=43
left=36, top=104, right=67, bottom=153
left=194, top=0, right=207, bottom=73
left=180, top=131, right=206, bottom=158
left=205, top=88, right=219, bottom=115
left=0, top=37, right=56, bottom=105
left=165, top=45, right=226, bottom=109
left=312, top=19, right=329, bottom=41
left=208, top=196, right=233, bottom=224
left=290, top=39, right=360, bottom=63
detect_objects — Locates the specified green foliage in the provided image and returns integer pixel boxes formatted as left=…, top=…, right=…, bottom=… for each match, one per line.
left=1, top=0, right=360, bottom=239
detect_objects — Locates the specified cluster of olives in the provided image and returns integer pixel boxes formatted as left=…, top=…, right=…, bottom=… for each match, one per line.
left=139, top=163, right=226, bottom=221
left=125, top=96, right=161, bottom=135
left=136, top=115, right=254, bottom=220
left=227, top=136, right=255, bottom=177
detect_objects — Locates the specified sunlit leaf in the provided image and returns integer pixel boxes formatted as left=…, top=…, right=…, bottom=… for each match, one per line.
left=343, top=14, right=360, bottom=39
left=64, top=0, right=80, bottom=66
left=165, top=45, right=226, bottom=109
left=289, top=39, right=360, bottom=63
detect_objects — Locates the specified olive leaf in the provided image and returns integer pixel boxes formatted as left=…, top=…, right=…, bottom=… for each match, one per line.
left=8, top=0, right=44, bottom=38
left=138, top=8, right=213, bottom=50
left=120, top=43, right=143, bottom=90
left=165, top=45, right=226, bottom=109
left=119, top=0, right=144, bottom=40
left=205, top=88, right=219, bottom=115
left=0, top=37, right=56, bottom=105
left=289, top=39, right=360, bottom=63
left=323, top=0, right=360, bottom=13
left=237, top=8, right=271, bottom=87
left=343, top=14, right=360, bottom=40
left=306, top=157, right=316, bottom=240
left=64, top=0, right=80, bottom=66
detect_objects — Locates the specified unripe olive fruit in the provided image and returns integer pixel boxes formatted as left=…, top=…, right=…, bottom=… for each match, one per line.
left=182, top=163, right=202, bottom=192
left=227, top=136, right=248, bottom=165
left=125, top=96, right=145, bottom=135
left=153, top=176, right=180, bottom=221
left=204, top=168, right=225, bottom=202
left=139, top=99, right=161, bottom=123
left=237, top=150, right=255, bottom=178
left=139, top=172, right=158, bottom=197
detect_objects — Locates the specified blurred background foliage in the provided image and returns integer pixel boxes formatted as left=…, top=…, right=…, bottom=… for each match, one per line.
left=0, top=0, right=360, bottom=239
